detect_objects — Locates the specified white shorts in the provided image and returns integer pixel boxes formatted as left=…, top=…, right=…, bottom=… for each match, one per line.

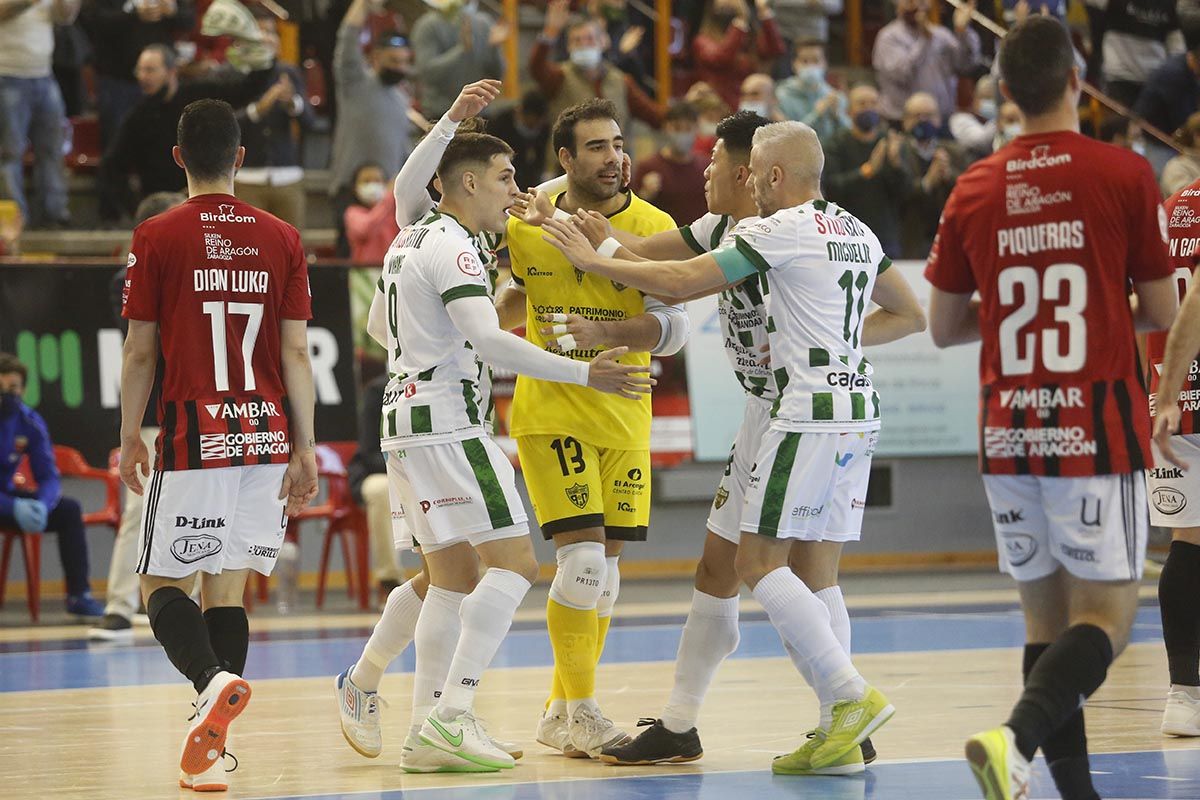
left=983, top=472, right=1148, bottom=583
left=707, top=396, right=772, bottom=544
left=1148, top=436, right=1200, bottom=528
left=741, top=427, right=878, bottom=542
left=386, top=436, right=528, bottom=554
left=137, top=464, right=288, bottom=579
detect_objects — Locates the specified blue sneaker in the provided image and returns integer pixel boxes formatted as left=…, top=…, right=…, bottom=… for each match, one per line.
left=66, top=593, right=105, bottom=617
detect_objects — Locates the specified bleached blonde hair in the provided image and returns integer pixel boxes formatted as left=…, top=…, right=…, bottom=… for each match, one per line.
left=751, top=121, right=824, bottom=188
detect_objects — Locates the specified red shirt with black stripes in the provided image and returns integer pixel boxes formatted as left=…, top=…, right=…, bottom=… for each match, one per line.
left=122, top=194, right=312, bottom=471
left=925, top=131, right=1172, bottom=476
left=1148, top=180, right=1200, bottom=434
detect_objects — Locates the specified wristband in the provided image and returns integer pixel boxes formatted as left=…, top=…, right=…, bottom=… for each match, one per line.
left=597, top=237, right=621, bottom=258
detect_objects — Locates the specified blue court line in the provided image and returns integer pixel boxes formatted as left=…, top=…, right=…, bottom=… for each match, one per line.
left=239, top=749, right=1200, bottom=800
left=0, top=607, right=1165, bottom=693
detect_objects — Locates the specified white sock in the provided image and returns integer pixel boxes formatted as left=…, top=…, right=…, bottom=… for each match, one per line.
left=661, top=590, right=740, bottom=733
left=753, top=567, right=865, bottom=704
left=351, top=580, right=423, bottom=692
left=787, top=585, right=853, bottom=728
left=435, top=569, right=532, bottom=717
left=410, top=586, right=466, bottom=735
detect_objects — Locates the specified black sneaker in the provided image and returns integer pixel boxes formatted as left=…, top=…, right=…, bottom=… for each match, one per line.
left=598, top=718, right=703, bottom=765
left=860, top=736, right=877, bottom=765
left=87, top=613, right=134, bottom=642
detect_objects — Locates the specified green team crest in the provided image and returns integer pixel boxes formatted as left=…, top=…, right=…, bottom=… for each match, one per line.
left=566, top=482, right=590, bottom=510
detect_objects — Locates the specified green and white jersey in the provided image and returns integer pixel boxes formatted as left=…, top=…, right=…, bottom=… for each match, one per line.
left=377, top=211, right=495, bottom=450
left=681, top=212, right=775, bottom=401
left=712, top=199, right=891, bottom=431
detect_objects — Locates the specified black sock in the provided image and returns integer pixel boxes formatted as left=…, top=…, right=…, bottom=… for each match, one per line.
left=148, top=587, right=223, bottom=693
left=1159, top=540, right=1200, bottom=687
left=204, top=606, right=249, bottom=676
left=1007, top=624, right=1113, bottom=762
left=1024, top=644, right=1099, bottom=800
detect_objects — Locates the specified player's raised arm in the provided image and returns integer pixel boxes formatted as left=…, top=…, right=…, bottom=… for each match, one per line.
left=862, top=264, right=927, bottom=346
left=542, top=218, right=731, bottom=299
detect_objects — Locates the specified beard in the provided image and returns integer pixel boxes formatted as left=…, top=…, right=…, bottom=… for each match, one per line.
left=573, top=171, right=622, bottom=203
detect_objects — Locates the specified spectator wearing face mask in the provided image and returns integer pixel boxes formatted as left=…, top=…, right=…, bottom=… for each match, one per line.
left=822, top=83, right=911, bottom=257
left=531, top=0, right=663, bottom=171
left=411, top=0, right=506, bottom=122
left=738, top=72, right=786, bottom=121
left=488, top=89, right=552, bottom=190
left=691, top=0, right=786, bottom=111
left=992, top=99, right=1024, bottom=150
left=897, top=91, right=967, bottom=258
left=330, top=0, right=414, bottom=224
left=949, top=75, right=999, bottom=159
left=344, top=162, right=400, bottom=264
left=632, top=100, right=709, bottom=224
left=1163, top=112, right=1200, bottom=196
left=775, top=39, right=848, bottom=142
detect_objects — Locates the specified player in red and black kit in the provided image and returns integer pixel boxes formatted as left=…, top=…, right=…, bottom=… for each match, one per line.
left=1147, top=178, right=1200, bottom=739
left=118, top=99, right=319, bottom=792
left=925, top=18, right=1179, bottom=800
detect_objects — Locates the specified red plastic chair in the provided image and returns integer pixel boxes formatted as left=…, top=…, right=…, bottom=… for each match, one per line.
left=56, top=445, right=121, bottom=533
left=0, top=457, right=40, bottom=621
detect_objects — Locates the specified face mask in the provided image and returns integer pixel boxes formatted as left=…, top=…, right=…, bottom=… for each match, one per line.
left=1131, top=140, right=1147, bottom=156
left=853, top=110, right=880, bottom=132
left=0, top=391, right=19, bottom=417
left=740, top=101, right=769, bottom=118
left=669, top=131, right=697, bottom=154
left=357, top=181, right=385, bottom=205
left=378, top=67, right=407, bottom=86
left=797, top=65, right=825, bottom=86
left=978, top=99, right=996, bottom=121
left=1002, top=122, right=1022, bottom=141
left=911, top=120, right=938, bottom=142
left=570, top=47, right=603, bottom=70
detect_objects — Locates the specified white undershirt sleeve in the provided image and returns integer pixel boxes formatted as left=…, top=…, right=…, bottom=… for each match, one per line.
left=367, top=285, right=388, bottom=348
left=445, top=295, right=590, bottom=386
left=393, top=114, right=460, bottom=227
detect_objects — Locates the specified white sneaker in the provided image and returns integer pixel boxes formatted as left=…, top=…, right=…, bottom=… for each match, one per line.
left=471, top=714, right=522, bottom=760
left=536, top=709, right=585, bottom=757
left=335, top=668, right=386, bottom=758
left=181, top=671, right=251, bottom=776
left=400, top=732, right=498, bottom=773
left=419, top=710, right=515, bottom=770
left=568, top=704, right=630, bottom=758
left=179, top=749, right=236, bottom=792
left=1162, top=686, right=1200, bottom=736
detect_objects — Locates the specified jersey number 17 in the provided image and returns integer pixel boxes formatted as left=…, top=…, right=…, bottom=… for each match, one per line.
left=203, top=301, right=264, bottom=391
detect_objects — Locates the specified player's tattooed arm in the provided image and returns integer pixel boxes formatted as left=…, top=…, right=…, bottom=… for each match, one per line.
left=927, top=287, right=982, bottom=347
left=118, top=319, right=159, bottom=495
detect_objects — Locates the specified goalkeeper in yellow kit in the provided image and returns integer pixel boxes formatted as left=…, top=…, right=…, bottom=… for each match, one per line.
left=498, top=99, right=686, bottom=757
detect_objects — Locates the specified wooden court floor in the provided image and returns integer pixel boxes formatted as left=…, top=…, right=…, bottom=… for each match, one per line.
left=0, top=588, right=1197, bottom=800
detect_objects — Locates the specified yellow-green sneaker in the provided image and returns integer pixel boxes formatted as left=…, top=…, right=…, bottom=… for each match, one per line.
left=965, top=726, right=1030, bottom=800
left=773, top=729, right=865, bottom=775
left=810, top=686, right=894, bottom=769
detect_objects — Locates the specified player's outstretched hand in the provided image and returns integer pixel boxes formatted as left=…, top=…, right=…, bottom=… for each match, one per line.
left=447, top=79, right=502, bottom=123
left=119, top=436, right=151, bottom=495
left=1154, top=404, right=1189, bottom=469
left=280, top=449, right=319, bottom=516
left=572, top=209, right=614, bottom=247
left=542, top=218, right=599, bottom=269
left=510, top=186, right=557, bottom=226
left=539, top=312, right=604, bottom=351
left=587, top=347, right=656, bottom=399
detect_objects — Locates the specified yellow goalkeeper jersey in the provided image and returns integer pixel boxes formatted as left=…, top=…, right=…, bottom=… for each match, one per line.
left=506, top=191, right=676, bottom=450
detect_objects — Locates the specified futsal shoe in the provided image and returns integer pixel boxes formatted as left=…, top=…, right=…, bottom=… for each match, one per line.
left=335, top=668, right=385, bottom=757
left=400, top=733, right=498, bottom=774
left=965, top=726, right=1031, bottom=800
left=1162, top=686, right=1200, bottom=736
left=568, top=704, right=631, bottom=758
left=180, top=671, right=251, bottom=776
left=88, top=613, right=134, bottom=643
left=810, top=686, right=894, bottom=769
left=180, top=746, right=235, bottom=792
left=536, top=709, right=586, bottom=757
left=419, top=710, right=515, bottom=770
left=599, top=718, right=702, bottom=765
left=773, top=730, right=865, bottom=776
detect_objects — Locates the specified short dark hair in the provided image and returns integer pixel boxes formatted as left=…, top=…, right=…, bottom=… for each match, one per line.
left=141, top=43, right=177, bottom=71
left=135, top=191, right=185, bottom=225
left=552, top=99, right=620, bottom=156
left=520, top=88, right=549, bottom=119
left=999, top=17, right=1075, bottom=116
left=716, top=110, right=771, bottom=157
left=436, top=133, right=515, bottom=189
left=664, top=100, right=699, bottom=124
left=0, top=353, right=27, bottom=386
left=177, top=99, right=241, bottom=181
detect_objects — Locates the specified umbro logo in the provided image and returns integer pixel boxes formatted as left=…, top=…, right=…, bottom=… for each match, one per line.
left=838, top=708, right=865, bottom=730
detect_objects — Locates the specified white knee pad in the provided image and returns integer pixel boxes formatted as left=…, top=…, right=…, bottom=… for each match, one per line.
left=548, top=541, right=607, bottom=610
left=596, top=556, right=620, bottom=618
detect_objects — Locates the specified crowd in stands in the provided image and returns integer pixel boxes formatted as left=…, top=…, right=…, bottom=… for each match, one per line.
left=3, top=0, right=1200, bottom=260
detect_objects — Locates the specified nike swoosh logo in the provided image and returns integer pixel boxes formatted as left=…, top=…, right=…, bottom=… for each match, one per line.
left=429, top=717, right=464, bottom=748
